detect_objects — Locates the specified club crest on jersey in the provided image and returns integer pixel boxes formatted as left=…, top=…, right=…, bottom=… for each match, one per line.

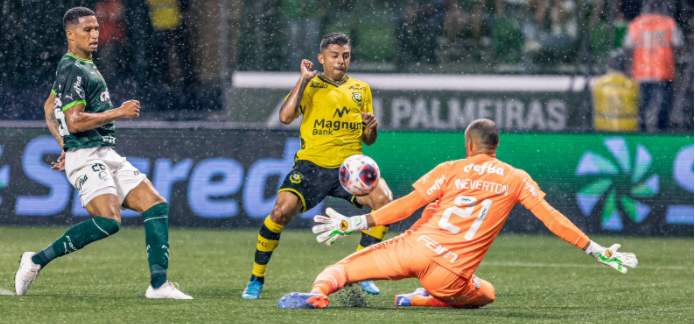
left=352, top=92, right=362, bottom=104
left=289, top=172, right=303, bottom=184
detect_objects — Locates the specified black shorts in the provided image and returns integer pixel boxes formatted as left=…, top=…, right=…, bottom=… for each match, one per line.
left=279, top=160, right=362, bottom=212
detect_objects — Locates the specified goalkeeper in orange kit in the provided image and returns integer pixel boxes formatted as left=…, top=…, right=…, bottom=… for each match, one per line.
left=277, top=118, right=638, bottom=309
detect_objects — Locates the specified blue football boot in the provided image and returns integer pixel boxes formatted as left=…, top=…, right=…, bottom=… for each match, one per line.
left=277, top=292, right=329, bottom=309
left=241, top=276, right=264, bottom=300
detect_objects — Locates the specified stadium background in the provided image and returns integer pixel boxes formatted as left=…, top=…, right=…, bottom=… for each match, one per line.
left=0, top=0, right=692, bottom=236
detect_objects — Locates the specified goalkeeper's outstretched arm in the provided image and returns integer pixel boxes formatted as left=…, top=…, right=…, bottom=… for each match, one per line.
left=312, top=191, right=430, bottom=245
left=366, top=190, right=430, bottom=227
left=529, top=199, right=638, bottom=273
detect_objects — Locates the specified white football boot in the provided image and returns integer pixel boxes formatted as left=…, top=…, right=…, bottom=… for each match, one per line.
left=14, top=252, right=41, bottom=296
left=145, top=281, right=193, bottom=300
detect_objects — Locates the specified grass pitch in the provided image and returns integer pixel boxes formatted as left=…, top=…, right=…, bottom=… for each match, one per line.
left=0, top=226, right=692, bottom=323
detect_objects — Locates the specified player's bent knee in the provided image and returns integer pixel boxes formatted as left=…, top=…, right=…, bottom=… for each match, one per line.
left=271, top=193, right=302, bottom=225
left=454, top=280, right=495, bottom=308
left=97, top=216, right=121, bottom=235
left=270, top=202, right=297, bottom=225
left=86, top=195, right=122, bottom=222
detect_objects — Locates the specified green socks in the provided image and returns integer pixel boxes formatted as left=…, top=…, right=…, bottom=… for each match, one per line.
left=32, top=216, right=120, bottom=267
left=143, top=202, right=170, bottom=289
left=30, top=203, right=170, bottom=289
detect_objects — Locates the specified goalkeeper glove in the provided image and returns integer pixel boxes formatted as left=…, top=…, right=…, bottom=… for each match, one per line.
left=585, top=241, right=638, bottom=274
left=312, top=208, right=369, bottom=246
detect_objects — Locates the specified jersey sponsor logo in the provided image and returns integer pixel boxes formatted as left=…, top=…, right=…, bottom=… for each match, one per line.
left=416, top=235, right=458, bottom=263
left=312, top=118, right=362, bottom=136
left=75, top=174, right=88, bottom=191
left=73, top=76, right=85, bottom=99
left=463, top=162, right=504, bottom=176
left=523, top=179, right=539, bottom=197
left=426, top=175, right=446, bottom=196
left=333, top=106, right=350, bottom=118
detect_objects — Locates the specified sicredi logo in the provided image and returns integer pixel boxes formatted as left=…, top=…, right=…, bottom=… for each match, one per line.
left=463, top=162, right=504, bottom=176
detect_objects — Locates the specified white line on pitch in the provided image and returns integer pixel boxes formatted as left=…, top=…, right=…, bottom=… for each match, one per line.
left=0, top=288, right=15, bottom=296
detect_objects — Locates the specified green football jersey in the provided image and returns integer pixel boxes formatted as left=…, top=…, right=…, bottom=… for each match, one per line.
left=51, top=53, right=116, bottom=151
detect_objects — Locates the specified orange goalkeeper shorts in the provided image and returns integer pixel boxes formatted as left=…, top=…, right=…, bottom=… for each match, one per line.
left=335, top=232, right=494, bottom=306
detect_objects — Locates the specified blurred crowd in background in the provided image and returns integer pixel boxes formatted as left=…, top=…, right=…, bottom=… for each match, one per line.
left=0, top=0, right=692, bottom=131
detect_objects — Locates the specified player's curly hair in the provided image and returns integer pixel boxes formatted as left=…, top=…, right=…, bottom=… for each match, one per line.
left=63, top=7, right=95, bottom=29
left=320, top=33, right=351, bottom=51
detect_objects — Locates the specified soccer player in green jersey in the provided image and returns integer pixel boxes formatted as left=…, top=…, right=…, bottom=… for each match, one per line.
left=13, top=7, right=191, bottom=299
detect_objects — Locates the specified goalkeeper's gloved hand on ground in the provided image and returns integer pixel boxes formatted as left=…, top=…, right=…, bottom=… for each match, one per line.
left=585, top=241, right=638, bottom=274
left=312, top=208, right=369, bottom=246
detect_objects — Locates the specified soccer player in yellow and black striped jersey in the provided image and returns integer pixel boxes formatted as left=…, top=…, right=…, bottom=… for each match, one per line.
left=242, top=33, right=394, bottom=299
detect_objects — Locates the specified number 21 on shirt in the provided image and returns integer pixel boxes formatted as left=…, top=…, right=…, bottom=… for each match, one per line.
left=438, top=196, right=492, bottom=240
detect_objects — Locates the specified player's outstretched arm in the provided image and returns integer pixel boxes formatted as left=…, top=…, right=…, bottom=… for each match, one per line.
left=529, top=199, right=638, bottom=273
left=64, top=99, right=140, bottom=133
left=279, top=59, right=316, bottom=124
left=312, top=191, right=428, bottom=245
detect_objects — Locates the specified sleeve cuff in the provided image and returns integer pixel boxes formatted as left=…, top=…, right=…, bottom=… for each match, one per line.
left=62, top=99, right=86, bottom=111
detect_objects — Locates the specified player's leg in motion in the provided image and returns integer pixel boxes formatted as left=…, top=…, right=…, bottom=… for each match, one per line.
left=396, top=265, right=496, bottom=308
left=242, top=191, right=302, bottom=299
left=278, top=234, right=425, bottom=309
left=353, top=178, right=393, bottom=295
left=15, top=194, right=121, bottom=295
left=122, top=179, right=191, bottom=299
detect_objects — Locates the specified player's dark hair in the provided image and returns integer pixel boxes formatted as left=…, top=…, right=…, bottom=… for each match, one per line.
left=320, top=33, right=351, bottom=51
left=466, top=119, right=499, bottom=149
left=63, top=7, right=95, bottom=29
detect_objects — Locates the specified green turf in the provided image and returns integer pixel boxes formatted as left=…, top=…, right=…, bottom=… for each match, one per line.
left=0, top=227, right=691, bottom=323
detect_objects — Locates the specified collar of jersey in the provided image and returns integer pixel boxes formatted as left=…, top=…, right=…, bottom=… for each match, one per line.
left=318, top=74, right=350, bottom=87
left=66, top=52, right=94, bottom=64
left=468, top=153, right=496, bottom=162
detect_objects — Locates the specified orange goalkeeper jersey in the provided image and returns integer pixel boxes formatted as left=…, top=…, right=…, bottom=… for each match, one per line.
left=407, top=153, right=588, bottom=279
